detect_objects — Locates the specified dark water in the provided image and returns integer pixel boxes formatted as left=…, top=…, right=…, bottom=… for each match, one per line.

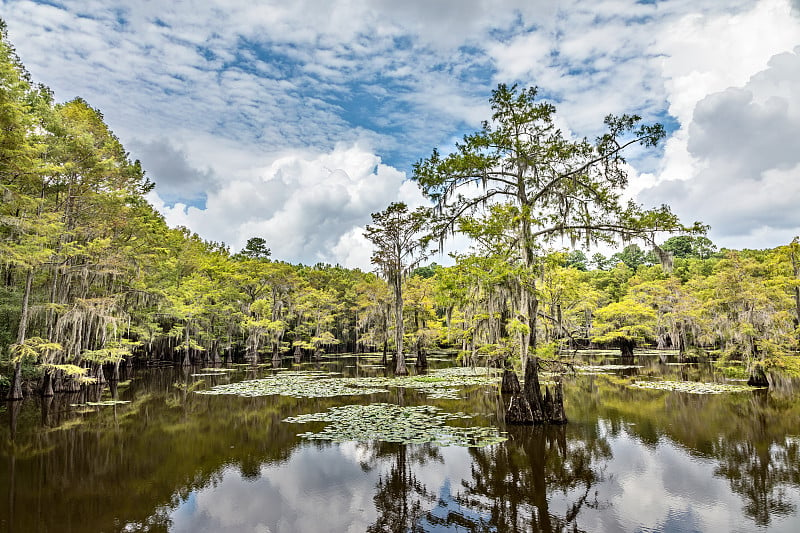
left=1, top=352, right=799, bottom=532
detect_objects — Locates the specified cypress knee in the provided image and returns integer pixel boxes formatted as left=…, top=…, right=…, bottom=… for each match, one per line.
left=505, top=392, right=535, bottom=424
left=548, top=377, right=568, bottom=424
left=501, top=368, right=521, bottom=394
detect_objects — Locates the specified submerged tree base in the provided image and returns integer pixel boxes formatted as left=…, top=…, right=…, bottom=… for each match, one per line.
left=501, top=368, right=521, bottom=394
left=505, top=359, right=568, bottom=425
left=748, top=366, right=770, bottom=387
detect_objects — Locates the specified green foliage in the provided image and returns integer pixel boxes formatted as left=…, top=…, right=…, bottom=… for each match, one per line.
left=534, top=341, right=559, bottom=358
left=9, top=337, right=62, bottom=362
left=564, top=250, right=588, bottom=271
left=661, top=235, right=718, bottom=259
left=1, top=22, right=798, bottom=394
left=236, top=237, right=271, bottom=260
left=411, top=263, right=440, bottom=278
left=591, top=298, right=657, bottom=346
left=610, top=244, right=649, bottom=270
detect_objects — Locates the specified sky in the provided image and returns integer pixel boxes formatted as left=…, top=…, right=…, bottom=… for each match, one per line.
left=2, top=0, right=799, bottom=268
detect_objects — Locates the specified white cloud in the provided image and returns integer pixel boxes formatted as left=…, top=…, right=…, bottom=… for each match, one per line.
left=149, top=143, right=426, bottom=267
left=4, top=0, right=800, bottom=261
left=640, top=44, right=800, bottom=247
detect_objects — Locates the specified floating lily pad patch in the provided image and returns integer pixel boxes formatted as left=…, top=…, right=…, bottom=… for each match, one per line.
left=576, top=364, right=642, bottom=373
left=284, top=403, right=507, bottom=447
left=196, top=371, right=388, bottom=398
left=196, top=367, right=502, bottom=400
left=343, top=367, right=501, bottom=399
left=71, top=400, right=132, bottom=407
left=629, top=380, right=762, bottom=394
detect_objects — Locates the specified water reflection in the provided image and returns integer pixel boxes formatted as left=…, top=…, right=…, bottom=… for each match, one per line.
left=0, top=355, right=799, bottom=532
left=429, top=424, right=610, bottom=532
left=366, top=443, right=439, bottom=533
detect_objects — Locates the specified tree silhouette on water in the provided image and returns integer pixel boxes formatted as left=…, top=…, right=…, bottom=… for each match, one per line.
left=442, top=424, right=611, bottom=532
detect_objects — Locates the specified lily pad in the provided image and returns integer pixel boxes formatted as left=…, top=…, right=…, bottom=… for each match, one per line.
left=196, top=371, right=388, bottom=398
left=196, top=367, right=502, bottom=400
left=629, top=380, right=761, bottom=394
left=71, top=400, right=132, bottom=406
left=343, top=367, right=501, bottom=399
left=284, top=403, right=507, bottom=447
left=576, top=364, right=642, bottom=373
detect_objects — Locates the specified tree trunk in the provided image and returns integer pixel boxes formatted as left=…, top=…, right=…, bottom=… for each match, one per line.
left=41, top=371, right=54, bottom=397
left=393, top=276, right=407, bottom=375
left=790, top=241, right=800, bottom=341
left=618, top=338, right=635, bottom=358
left=505, top=391, right=535, bottom=424
left=414, top=341, right=428, bottom=370
left=523, top=356, right=545, bottom=422
left=748, top=365, right=769, bottom=387
left=7, top=361, right=24, bottom=401
left=501, top=367, right=521, bottom=394
left=95, top=364, right=106, bottom=385
left=182, top=322, right=191, bottom=367
left=63, top=375, right=81, bottom=393
left=7, top=269, right=34, bottom=401
left=547, top=377, right=568, bottom=424
left=506, top=357, right=546, bottom=425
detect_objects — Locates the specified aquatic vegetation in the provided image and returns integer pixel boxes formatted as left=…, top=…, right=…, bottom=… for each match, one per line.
left=284, top=403, right=507, bottom=447
left=70, top=400, right=132, bottom=407
left=575, top=364, right=642, bottom=373
left=629, top=380, right=762, bottom=394
left=196, top=371, right=388, bottom=398
left=196, top=367, right=501, bottom=399
left=344, top=366, right=501, bottom=399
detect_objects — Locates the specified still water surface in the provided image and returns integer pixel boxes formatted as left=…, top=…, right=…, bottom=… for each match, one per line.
left=1, top=352, right=799, bottom=532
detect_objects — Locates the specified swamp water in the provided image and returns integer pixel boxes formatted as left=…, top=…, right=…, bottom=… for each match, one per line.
left=1, top=351, right=799, bottom=532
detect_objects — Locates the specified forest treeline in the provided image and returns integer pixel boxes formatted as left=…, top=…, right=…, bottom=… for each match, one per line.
left=2, top=21, right=799, bottom=401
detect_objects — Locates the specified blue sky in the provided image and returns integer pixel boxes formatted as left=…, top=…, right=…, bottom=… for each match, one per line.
left=2, top=0, right=800, bottom=267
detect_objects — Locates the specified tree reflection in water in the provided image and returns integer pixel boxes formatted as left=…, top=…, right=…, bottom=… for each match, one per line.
left=711, top=390, right=800, bottom=526
left=363, top=441, right=441, bottom=533
left=362, top=420, right=612, bottom=533
left=440, top=424, right=610, bottom=533
left=2, top=364, right=800, bottom=531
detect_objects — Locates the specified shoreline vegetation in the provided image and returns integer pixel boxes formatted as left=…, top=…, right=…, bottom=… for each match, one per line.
left=2, top=19, right=799, bottom=424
